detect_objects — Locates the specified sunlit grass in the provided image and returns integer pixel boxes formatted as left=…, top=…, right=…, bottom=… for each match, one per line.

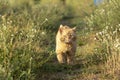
left=0, top=0, right=119, bottom=80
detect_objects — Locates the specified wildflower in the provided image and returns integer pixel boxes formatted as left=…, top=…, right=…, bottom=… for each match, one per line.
left=94, top=37, right=97, bottom=40
left=11, top=34, right=14, bottom=37
left=106, top=26, right=109, bottom=29
left=41, top=31, right=46, bottom=35
left=96, top=33, right=99, bottom=36
left=113, top=30, right=117, bottom=34
left=1, top=15, right=6, bottom=21
left=118, top=24, right=120, bottom=26
left=10, top=20, right=12, bottom=23
left=45, top=18, right=48, bottom=21
left=110, top=26, right=113, bottom=29
left=115, top=43, right=120, bottom=48
left=7, top=21, right=10, bottom=24
left=32, top=29, right=36, bottom=33
left=20, top=32, right=22, bottom=35
left=99, top=32, right=102, bottom=35
left=95, top=48, right=97, bottom=51
left=30, top=57, right=32, bottom=61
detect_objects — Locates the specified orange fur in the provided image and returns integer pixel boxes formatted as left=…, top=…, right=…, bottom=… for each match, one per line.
left=56, top=25, right=77, bottom=64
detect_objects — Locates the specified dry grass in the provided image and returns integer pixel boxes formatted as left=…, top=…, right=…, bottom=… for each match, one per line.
left=0, top=0, right=120, bottom=80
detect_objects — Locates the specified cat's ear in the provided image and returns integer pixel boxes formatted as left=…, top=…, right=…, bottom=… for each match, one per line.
left=72, top=27, right=76, bottom=32
left=59, top=24, right=64, bottom=34
left=60, top=24, right=63, bottom=28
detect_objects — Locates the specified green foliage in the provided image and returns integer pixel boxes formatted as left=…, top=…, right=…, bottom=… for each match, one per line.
left=86, top=0, right=120, bottom=78
left=0, top=15, right=51, bottom=79
left=96, top=23, right=120, bottom=77
left=85, top=0, right=120, bottom=31
left=1, top=0, right=120, bottom=79
left=0, top=0, right=65, bottom=79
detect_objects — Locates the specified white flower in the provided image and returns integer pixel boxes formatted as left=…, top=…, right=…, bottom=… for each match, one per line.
left=10, top=20, right=12, bottom=23
left=115, top=43, right=120, bottom=48
left=110, top=26, right=113, bottom=29
left=106, top=26, right=109, bottom=29
left=113, top=30, right=116, bottom=34
left=94, top=37, right=97, bottom=40
left=95, top=48, right=97, bottom=51
left=118, top=24, right=120, bottom=26
left=7, top=21, right=10, bottom=24
left=32, top=29, right=37, bottom=33
left=11, top=34, right=14, bottom=37
left=41, top=32, right=46, bottom=35
left=99, top=32, right=102, bottom=35
left=96, top=33, right=99, bottom=36
left=20, top=32, right=22, bottom=35
left=45, top=18, right=48, bottom=21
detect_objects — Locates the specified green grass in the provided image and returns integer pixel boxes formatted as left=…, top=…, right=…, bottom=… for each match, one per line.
left=0, top=0, right=120, bottom=80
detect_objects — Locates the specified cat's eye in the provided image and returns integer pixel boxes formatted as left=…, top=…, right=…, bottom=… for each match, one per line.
left=69, top=34, right=73, bottom=36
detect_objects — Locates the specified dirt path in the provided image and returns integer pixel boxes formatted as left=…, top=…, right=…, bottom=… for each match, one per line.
left=36, top=31, right=104, bottom=80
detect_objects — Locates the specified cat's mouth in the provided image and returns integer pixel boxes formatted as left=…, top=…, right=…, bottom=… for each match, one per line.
left=64, top=41, right=71, bottom=44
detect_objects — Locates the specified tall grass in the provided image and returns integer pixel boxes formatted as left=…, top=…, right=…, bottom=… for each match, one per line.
left=86, top=0, right=120, bottom=79
left=0, top=0, right=66, bottom=79
left=1, top=0, right=120, bottom=79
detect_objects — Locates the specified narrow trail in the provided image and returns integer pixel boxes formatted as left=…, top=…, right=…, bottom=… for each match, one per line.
left=37, top=16, right=102, bottom=80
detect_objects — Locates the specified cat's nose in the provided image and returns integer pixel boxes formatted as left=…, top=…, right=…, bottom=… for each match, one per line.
left=65, top=40, right=71, bottom=44
left=65, top=42, right=69, bottom=44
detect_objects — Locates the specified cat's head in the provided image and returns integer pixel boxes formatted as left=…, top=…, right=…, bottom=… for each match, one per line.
left=58, top=24, right=76, bottom=44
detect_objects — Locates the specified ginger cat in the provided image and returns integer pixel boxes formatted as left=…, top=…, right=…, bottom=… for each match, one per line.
left=56, top=25, right=77, bottom=64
